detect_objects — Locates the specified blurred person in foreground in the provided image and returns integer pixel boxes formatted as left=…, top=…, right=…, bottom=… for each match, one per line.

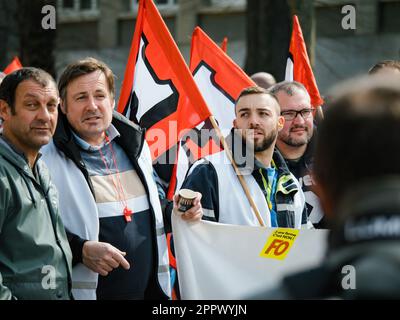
left=249, top=75, right=400, bottom=299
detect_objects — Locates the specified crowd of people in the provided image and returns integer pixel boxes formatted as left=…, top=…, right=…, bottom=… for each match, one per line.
left=0, top=57, right=399, bottom=300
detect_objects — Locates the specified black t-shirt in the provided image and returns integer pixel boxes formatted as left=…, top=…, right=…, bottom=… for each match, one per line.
left=284, top=147, right=326, bottom=229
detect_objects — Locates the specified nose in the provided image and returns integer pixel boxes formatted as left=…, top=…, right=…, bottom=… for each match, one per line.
left=87, top=95, right=98, bottom=111
left=36, top=105, right=51, bottom=122
left=292, top=112, right=305, bottom=124
left=248, top=113, right=260, bottom=128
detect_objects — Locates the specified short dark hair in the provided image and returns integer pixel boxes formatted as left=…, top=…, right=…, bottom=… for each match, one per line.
left=269, top=81, right=308, bottom=97
left=314, top=76, right=400, bottom=207
left=0, top=67, right=56, bottom=114
left=58, top=57, right=115, bottom=102
left=235, top=86, right=279, bottom=114
left=236, top=85, right=269, bottom=100
left=368, top=60, right=400, bottom=75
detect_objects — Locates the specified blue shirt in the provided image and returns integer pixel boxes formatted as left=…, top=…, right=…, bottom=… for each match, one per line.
left=254, top=159, right=278, bottom=227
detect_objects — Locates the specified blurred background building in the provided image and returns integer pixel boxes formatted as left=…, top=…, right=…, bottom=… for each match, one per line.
left=1, top=0, right=400, bottom=98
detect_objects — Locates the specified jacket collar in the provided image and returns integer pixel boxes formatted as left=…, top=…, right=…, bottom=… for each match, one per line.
left=53, top=110, right=145, bottom=163
left=0, top=136, right=51, bottom=204
left=110, top=111, right=145, bottom=160
left=0, top=135, right=41, bottom=180
left=0, top=136, right=28, bottom=168
left=52, top=110, right=84, bottom=167
left=52, top=110, right=145, bottom=198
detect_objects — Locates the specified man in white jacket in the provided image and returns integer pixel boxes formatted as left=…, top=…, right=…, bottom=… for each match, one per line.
left=42, top=57, right=202, bottom=300
left=181, top=86, right=311, bottom=229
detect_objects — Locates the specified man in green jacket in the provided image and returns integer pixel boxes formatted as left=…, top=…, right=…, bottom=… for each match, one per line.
left=0, top=68, right=73, bottom=300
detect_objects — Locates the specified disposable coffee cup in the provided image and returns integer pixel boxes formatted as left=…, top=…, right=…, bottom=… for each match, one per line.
left=178, top=189, right=197, bottom=212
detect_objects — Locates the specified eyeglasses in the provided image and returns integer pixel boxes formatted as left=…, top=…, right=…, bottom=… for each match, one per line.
left=280, top=108, right=314, bottom=121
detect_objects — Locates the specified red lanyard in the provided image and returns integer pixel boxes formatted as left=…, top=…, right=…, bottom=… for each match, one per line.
left=98, top=135, right=132, bottom=222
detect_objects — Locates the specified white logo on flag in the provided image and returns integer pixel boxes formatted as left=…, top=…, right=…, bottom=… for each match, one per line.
left=129, top=37, right=174, bottom=122
left=193, top=63, right=235, bottom=135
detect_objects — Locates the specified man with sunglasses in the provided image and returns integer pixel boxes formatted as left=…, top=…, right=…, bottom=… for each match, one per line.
left=270, top=81, right=325, bottom=228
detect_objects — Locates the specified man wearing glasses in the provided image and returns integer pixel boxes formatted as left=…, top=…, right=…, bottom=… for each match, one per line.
left=270, top=81, right=324, bottom=228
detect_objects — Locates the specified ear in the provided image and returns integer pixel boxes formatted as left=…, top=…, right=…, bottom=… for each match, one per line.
left=277, top=116, right=285, bottom=131
left=59, top=100, right=67, bottom=114
left=233, top=118, right=238, bottom=129
left=111, top=99, right=115, bottom=110
left=0, top=100, right=11, bottom=122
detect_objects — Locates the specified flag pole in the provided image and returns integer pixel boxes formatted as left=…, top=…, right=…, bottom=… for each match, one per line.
left=208, top=116, right=265, bottom=227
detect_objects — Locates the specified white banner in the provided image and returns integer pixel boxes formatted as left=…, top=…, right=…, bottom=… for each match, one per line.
left=172, top=215, right=329, bottom=300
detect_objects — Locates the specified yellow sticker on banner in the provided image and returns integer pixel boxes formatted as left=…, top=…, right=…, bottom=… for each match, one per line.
left=260, top=228, right=299, bottom=260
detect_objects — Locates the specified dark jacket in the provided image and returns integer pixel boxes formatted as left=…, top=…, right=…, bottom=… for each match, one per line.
left=0, top=137, right=73, bottom=300
left=283, top=133, right=326, bottom=228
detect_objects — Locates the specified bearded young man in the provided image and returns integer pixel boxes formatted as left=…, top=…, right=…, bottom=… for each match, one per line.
left=180, top=86, right=311, bottom=228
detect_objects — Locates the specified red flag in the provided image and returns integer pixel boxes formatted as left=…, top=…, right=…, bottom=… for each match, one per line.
left=3, top=57, right=22, bottom=74
left=117, top=0, right=212, bottom=161
left=220, top=37, right=228, bottom=53
left=285, top=15, right=323, bottom=107
left=167, top=27, right=256, bottom=197
left=190, top=27, right=255, bottom=127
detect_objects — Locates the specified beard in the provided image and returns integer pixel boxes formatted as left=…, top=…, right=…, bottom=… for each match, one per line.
left=241, top=127, right=278, bottom=152
left=279, top=125, right=312, bottom=147
left=254, top=129, right=278, bottom=152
